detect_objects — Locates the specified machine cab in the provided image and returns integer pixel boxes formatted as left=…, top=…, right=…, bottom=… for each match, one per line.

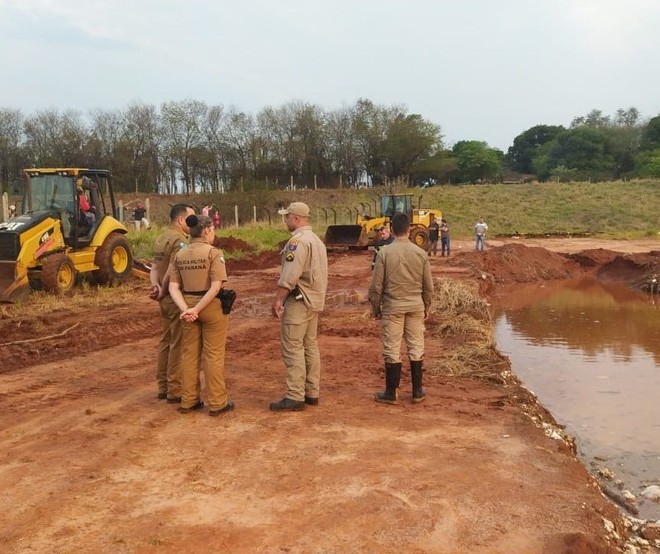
left=22, top=168, right=115, bottom=248
left=381, top=194, right=413, bottom=218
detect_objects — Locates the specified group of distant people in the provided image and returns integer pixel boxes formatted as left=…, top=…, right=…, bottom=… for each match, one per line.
left=379, top=215, right=486, bottom=259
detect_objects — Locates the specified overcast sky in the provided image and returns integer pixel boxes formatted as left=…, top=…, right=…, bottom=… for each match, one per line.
left=0, top=0, right=658, bottom=151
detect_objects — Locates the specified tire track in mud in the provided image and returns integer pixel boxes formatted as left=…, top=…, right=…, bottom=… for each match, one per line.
left=1, top=301, right=161, bottom=373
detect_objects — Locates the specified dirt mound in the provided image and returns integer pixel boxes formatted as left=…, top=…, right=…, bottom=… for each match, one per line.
left=567, top=248, right=623, bottom=268
left=213, top=236, right=254, bottom=252
left=596, top=251, right=660, bottom=288
left=450, top=243, right=582, bottom=284
left=227, top=250, right=281, bottom=272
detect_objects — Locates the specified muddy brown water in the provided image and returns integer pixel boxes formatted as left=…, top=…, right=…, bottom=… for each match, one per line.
left=491, top=277, right=660, bottom=520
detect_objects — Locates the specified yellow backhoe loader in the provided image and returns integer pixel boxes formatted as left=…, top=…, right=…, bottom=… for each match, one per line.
left=324, top=193, right=441, bottom=250
left=0, top=168, right=133, bottom=301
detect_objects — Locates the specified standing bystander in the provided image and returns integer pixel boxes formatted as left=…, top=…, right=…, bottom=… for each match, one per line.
left=150, top=203, right=195, bottom=402
left=212, top=208, right=221, bottom=230
left=427, top=219, right=440, bottom=256
left=371, top=225, right=394, bottom=270
left=440, top=218, right=450, bottom=257
left=270, top=202, right=328, bottom=411
left=369, top=213, right=434, bottom=404
left=134, top=202, right=149, bottom=231
left=475, top=217, right=488, bottom=251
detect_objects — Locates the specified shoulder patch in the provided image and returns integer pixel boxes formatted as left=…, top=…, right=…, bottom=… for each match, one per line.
left=285, top=251, right=295, bottom=262
left=287, top=239, right=298, bottom=251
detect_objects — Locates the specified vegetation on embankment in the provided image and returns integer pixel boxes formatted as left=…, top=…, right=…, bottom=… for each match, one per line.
left=118, top=179, right=660, bottom=243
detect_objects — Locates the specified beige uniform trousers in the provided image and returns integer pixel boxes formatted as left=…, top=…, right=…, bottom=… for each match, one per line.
left=180, top=297, right=229, bottom=411
left=382, top=312, right=425, bottom=364
left=156, top=295, right=183, bottom=398
left=281, top=298, right=321, bottom=401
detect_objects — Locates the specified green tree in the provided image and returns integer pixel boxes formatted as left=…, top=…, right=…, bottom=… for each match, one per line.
left=451, top=141, right=501, bottom=182
left=506, top=124, right=564, bottom=173
left=381, top=113, right=442, bottom=179
left=640, top=114, right=660, bottom=151
left=532, top=127, right=615, bottom=181
left=635, top=149, right=660, bottom=178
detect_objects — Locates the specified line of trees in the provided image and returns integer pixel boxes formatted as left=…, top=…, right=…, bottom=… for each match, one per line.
left=1, top=100, right=659, bottom=195
left=506, top=108, right=660, bottom=181
left=0, top=99, right=448, bottom=194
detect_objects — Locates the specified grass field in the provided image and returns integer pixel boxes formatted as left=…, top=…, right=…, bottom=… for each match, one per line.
left=119, top=180, right=660, bottom=251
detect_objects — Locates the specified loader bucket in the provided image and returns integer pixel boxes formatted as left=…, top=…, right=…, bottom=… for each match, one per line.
left=0, top=262, right=30, bottom=303
left=324, top=225, right=368, bottom=247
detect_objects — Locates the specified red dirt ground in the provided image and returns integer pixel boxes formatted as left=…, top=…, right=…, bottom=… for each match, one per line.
left=2, top=237, right=659, bottom=552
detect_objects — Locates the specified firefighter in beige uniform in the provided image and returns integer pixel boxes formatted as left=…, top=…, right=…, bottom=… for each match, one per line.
left=270, top=202, right=328, bottom=411
left=369, top=212, right=434, bottom=404
left=150, top=203, right=195, bottom=402
left=169, top=215, right=234, bottom=416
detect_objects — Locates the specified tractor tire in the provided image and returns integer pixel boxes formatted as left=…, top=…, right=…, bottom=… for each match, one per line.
left=410, top=228, right=429, bottom=250
left=94, top=232, right=133, bottom=285
left=41, top=254, right=76, bottom=295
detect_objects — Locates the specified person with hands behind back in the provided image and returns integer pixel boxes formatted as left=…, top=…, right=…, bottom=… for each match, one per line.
left=150, top=203, right=195, bottom=402
left=168, top=214, right=234, bottom=417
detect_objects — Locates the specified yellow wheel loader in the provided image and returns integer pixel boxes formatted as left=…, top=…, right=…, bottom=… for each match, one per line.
left=0, top=168, right=133, bottom=302
left=324, top=193, right=442, bottom=250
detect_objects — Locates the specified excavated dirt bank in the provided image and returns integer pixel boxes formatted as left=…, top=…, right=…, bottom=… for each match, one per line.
left=2, top=238, right=659, bottom=552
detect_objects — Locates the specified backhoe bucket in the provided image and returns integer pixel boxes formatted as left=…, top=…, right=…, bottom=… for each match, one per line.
left=131, top=259, right=152, bottom=280
left=324, top=225, right=368, bottom=247
left=0, top=262, right=30, bottom=303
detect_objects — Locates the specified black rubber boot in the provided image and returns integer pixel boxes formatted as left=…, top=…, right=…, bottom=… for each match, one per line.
left=411, top=360, right=426, bottom=403
left=375, top=362, right=401, bottom=404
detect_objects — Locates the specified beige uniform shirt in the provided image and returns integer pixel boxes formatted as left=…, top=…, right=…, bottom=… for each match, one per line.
left=278, top=226, right=328, bottom=312
left=170, top=239, right=227, bottom=292
left=369, top=237, right=434, bottom=315
left=152, top=228, right=189, bottom=288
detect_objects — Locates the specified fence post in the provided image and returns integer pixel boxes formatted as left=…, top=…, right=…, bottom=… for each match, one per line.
left=234, top=204, right=239, bottom=227
left=145, top=198, right=150, bottom=225
left=253, top=205, right=257, bottom=223
left=1, top=192, right=8, bottom=222
left=118, top=200, right=124, bottom=223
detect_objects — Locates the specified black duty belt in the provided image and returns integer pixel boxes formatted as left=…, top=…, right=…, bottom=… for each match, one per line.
left=183, top=290, right=208, bottom=296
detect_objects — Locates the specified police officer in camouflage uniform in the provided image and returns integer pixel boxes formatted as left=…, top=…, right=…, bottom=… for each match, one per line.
left=169, top=215, right=234, bottom=416
left=150, top=203, right=195, bottom=402
left=270, top=202, right=328, bottom=411
left=369, top=212, right=434, bottom=404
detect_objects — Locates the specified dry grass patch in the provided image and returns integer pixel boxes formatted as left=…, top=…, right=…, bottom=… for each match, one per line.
left=0, top=282, right=141, bottom=320
left=428, top=279, right=509, bottom=383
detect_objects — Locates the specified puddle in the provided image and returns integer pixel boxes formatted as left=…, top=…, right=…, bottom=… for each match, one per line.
left=491, top=277, right=660, bottom=519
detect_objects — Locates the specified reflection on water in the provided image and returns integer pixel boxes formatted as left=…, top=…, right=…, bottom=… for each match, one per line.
left=492, top=278, right=660, bottom=520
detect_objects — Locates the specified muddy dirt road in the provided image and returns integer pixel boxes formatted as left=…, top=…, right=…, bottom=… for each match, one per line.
left=2, top=238, right=657, bottom=553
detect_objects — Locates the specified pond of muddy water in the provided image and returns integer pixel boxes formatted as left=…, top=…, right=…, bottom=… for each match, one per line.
left=491, top=278, right=660, bottom=520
